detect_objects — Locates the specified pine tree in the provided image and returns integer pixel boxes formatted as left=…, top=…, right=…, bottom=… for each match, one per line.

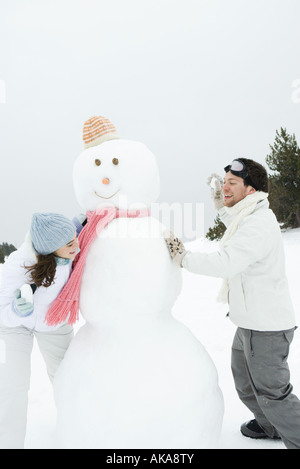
left=0, top=247, right=4, bottom=264
left=0, top=242, right=16, bottom=257
left=266, top=128, right=300, bottom=228
left=206, top=215, right=226, bottom=241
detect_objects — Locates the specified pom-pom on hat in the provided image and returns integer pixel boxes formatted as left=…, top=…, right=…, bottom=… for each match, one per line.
left=30, top=213, right=76, bottom=256
left=82, top=115, right=119, bottom=149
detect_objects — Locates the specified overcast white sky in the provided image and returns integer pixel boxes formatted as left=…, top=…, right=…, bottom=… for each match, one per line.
left=0, top=0, right=300, bottom=246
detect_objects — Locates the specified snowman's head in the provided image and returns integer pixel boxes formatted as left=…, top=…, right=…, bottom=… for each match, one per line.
left=73, top=139, right=160, bottom=211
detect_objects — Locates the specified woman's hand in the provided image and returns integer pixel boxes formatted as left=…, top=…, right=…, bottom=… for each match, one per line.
left=12, top=289, right=34, bottom=317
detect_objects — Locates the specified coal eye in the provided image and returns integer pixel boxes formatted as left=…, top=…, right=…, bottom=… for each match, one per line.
left=112, top=158, right=119, bottom=165
left=95, top=159, right=101, bottom=166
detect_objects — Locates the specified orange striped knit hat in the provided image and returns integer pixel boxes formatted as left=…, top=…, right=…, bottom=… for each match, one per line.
left=82, top=115, right=119, bottom=149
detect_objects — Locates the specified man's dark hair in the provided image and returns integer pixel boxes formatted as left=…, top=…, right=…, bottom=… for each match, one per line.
left=239, top=158, right=269, bottom=192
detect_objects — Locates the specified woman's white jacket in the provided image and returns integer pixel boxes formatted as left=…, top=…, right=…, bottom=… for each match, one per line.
left=182, top=199, right=296, bottom=331
left=0, top=234, right=72, bottom=332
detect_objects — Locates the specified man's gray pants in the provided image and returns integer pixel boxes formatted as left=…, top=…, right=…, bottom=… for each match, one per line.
left=231, top=327, right=300, bottom=449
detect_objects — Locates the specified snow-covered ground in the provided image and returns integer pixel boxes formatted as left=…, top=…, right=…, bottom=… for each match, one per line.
left=0, top=228, right=299, bottom=449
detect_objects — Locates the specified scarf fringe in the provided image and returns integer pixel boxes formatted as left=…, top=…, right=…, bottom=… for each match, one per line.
left=45, top=299, right=79, bottom=326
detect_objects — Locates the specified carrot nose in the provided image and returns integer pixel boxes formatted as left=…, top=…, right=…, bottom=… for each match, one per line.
left=102, top=178, right=110, bottom=185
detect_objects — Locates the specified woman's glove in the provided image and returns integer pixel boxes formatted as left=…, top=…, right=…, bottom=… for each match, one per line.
left=72, top=213, right=87, bottom=236
left=207, top=173, right=224, bottom=210
left=164, top=231, right=187, bottom=267
left=12, top=289, right=34, bottom=317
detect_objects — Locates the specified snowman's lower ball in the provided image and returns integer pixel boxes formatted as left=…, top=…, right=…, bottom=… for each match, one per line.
left=54, top=320, right=223, bottom=449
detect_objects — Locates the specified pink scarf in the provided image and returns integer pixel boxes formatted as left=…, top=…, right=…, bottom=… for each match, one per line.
left=45, top=207, right=150, bottom=326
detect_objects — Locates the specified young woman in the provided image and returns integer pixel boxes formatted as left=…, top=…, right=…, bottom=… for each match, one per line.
left=0, top=212, right=79, bottom=449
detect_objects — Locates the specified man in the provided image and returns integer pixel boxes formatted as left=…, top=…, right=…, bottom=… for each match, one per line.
left=165, top=158, right=300, bottom=449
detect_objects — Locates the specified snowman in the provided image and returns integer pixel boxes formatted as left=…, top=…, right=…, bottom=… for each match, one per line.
left=49, top=116, right=224, bottom=449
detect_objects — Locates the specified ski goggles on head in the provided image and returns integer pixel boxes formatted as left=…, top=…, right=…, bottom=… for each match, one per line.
left=224, top=159, right=258, bottom=190
left=224, top=159, right=248, bottom=178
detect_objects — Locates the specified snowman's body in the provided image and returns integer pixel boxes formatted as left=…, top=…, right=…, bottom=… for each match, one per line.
left=54, top=137, right=224, bottom=449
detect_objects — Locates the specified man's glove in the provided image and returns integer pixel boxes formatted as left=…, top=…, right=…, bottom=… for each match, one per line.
left=12, top=289, right=34, bottom=317
left=206, top=173, right=224, bottom=210
left=164, top=231, right=187, bottom=267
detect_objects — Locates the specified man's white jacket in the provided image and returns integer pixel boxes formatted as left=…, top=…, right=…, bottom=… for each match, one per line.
left=0, top=234, right=72, bottom=332
left=182, top=199, right=296, bottom=331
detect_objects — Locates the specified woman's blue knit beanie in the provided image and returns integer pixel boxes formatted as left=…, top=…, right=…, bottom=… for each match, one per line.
left=30, top=213, right=76, bottom=255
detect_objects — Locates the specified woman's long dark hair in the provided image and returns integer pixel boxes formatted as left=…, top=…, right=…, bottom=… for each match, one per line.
left=25, top=254, right=57, bottom=288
